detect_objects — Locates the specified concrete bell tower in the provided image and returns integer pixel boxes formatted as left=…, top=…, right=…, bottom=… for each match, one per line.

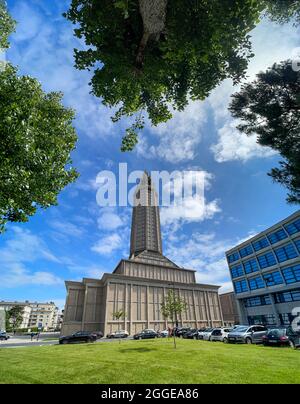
left=130, top=171, right=163, bottom=258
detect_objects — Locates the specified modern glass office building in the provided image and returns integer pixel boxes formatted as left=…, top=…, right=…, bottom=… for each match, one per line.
left=226, top=211, right=300, bottom=327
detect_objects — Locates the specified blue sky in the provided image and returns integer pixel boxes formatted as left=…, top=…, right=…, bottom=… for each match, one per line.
left=1, top=0, right=300, bottom=309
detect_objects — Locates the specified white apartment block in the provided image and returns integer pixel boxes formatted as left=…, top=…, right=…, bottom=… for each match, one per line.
left=0, top=301, right=59, bottom=331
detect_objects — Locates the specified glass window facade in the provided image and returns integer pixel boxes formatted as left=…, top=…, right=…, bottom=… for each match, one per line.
left=274, top=243, right=298, bottom=263
left=267, top=228, right=288, bottom=244
left=231, top=264, right=244, bottom=279
left=248, top=315, right=276, bottom=326
left=252, top=237, right=269, bottom=252
left=257, top=252, right=277, bottom=269
left=284, top=218, right=300, bottom=235
left=227, top=252, right=239, bottom=264
left=234, top=279, right=248, bottom=294
left=274, top=289, right=300, bottom=303
left=263, top=271, right=284, bottom=287
left=282, top=264, right=300, bottom=284
left=244, top=295, right=271, bottom=307
left=279, top=313, right=295, bottom=327
left=243, top=259, right=259, bottom=274
left=248, top=276, right=265, bottom=290
left=239, top=244, right=253, bottom=258
left=294, top=239, right=300, bottom=253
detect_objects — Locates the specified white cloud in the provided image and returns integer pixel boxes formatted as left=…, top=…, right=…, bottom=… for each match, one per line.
left=91, top=233, right=123, bottom=256
left=9, top=1, right=114, bottom=140
left=160, top=170, right=221, bottom=226
left=137, top=101, right=208, bottom=163
left=49, top=220, right=84, bottom=238
left=0, top=227, right=63, bottom=288
left=165, top=231, right=257, bottom=292
left=210, top=20, right=300, bottom=163
left=97, top=208, right=126, bottom=231
left=210, top=120, right=276, bottom=163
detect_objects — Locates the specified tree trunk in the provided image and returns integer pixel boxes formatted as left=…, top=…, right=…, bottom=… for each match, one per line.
left=136, top=0, right=168, bottom=68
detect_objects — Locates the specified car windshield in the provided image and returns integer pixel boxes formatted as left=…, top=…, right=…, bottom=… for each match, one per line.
left=233, top=327, right=248, bottom=332
left=268, top=329, right=286, bottom=337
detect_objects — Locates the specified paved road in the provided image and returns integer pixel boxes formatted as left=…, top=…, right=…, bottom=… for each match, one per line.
left=0, top=337, right=134, bottom=349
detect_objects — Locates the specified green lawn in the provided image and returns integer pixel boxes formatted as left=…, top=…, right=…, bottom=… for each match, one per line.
left=0, top=339, right=299, bottom=384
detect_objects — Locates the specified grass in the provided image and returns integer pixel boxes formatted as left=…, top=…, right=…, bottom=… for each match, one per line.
left=0, top=338, right=299, bottom=384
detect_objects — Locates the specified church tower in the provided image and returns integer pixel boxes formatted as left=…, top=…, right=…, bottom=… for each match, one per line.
left=130, top=171, right=163, bottom=258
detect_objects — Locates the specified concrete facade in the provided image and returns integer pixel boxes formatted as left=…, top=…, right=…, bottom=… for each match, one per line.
left=219, top=292, right=240, bottom=326
left=62, top=172, right=223, bottom=336
left=226, top=210, right=300, bottom=327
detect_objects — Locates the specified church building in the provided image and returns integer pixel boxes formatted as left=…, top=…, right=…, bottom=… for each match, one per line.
left=61, top=172, right=223, bottom=336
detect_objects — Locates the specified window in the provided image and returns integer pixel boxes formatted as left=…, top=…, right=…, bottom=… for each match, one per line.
left=274, top=243, right=298, bottom=263
left=267, top=228, right=288, bottom=244
left=234, top=279, right=248, bottom=294
left=248, top=315, right=276, bottom=326
left=248, top=276, right=265, bottom=290
left=284, top=218, right=300, bottom=235
left=263, top=271, right=284, bottom=287
left=275, top=289, right=300, bottom=303
left=239, top=244, right=253, bottom=258
left=243, top=259, right=259, bottom=274
left=279, top=313, right=295, bottom=327
left=230, top=264, right=244, bottom=279
left=244, top=295, right=271, bottom=307
left=257, top=252, right=277, bottom=269
left=282, top=265, right=300, bottom=284
left=252, top=237, right=269, bottom=252
left=294, top=239, right=300, bottom=253
left=227, top=252, right=239, bottom=264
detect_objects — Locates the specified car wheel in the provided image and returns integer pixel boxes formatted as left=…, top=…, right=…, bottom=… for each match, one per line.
left=208, top=336, right=211, bottom=341
left=62, top=340, right=68, bottom=345
left=289, top=340, right=296, bottom=350
left=245, top=338, right=252, bottom=345
left=223, top=338, right=228, bottom=344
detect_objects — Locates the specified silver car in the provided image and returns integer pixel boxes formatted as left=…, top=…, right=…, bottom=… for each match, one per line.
left=210, top=327, right=233, bottom=343
left=228, top=325, right=268, bottom=344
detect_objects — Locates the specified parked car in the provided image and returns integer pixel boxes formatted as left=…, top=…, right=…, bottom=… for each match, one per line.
left=203, top=328, right=215, bottom=341
left=173, top=327, right=191, bottom=338
left=133, top=329, right=158, bottom=340
left=93, top=331, right=104, bottom=339
left=210, top=328, right=233, bottom=343
left=228, top=325, right=267, bottom=344
left=59, top=331, right=97, bottom=344
left=158, top=330, right=169, bottom=338
left=183, top=329, right=200, bottom=339
left=286, top=326, right=300, bottom=349
left=106, top=330, right=129, bottom=339
left=262, top=328, right=290, bottom=347
left=0, top=332, right=9, bottom=341
left=198, top=328, right=213, bottom=340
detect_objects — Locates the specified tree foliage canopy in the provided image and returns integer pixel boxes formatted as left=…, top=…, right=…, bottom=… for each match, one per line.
left=0, top=0, right=15, bottom=50
left=263, top=0, right=300, bottom=25
left=0, top=65, right=78, bottom=231
left=229, top=61, right=300, bottom=204
left=65, top=0, right=264, bottom=150
left=0, top=4, right=78, bottom=233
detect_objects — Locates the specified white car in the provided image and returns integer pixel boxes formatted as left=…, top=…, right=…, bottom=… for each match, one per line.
left=202, top=328, right=215, bottom=341
left=107, top=330, right=129, bottom=339
left=158, top=330, right=169, bottom=338
left=210, top=328, right=233, bottom=343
